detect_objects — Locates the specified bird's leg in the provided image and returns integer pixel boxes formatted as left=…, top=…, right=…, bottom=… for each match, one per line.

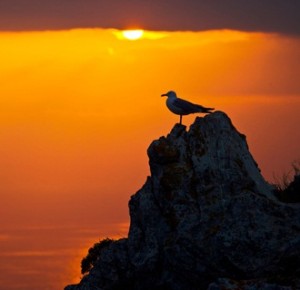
left=180, top=115, right=182, bottom=124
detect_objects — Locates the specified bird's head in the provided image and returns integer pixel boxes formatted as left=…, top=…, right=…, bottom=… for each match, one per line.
left=161, top=91, right=177, bottom=98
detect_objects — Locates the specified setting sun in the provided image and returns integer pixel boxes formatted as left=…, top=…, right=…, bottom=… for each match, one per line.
left=122, top=29, right=144, bottom=40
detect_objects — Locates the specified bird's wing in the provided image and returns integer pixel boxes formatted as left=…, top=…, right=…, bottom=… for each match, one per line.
left=174, top=98, right=202, bottom=113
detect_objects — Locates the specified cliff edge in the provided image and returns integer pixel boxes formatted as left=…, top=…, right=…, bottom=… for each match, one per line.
left=65, top=111, right=300, bottom=290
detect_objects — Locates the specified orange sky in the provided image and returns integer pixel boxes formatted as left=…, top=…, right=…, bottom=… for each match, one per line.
left=0, top=28, right=299, bottom=289
left=0, top=29, right=300, bottom=226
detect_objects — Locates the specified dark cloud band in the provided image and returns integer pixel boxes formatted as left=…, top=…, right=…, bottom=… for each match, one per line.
left=0, top=0, right=299, bottom=35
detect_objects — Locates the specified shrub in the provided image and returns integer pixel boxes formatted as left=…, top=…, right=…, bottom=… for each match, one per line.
left=81, top=238, right=114, bottom=275
left=273, top=160, right=300, bottom=203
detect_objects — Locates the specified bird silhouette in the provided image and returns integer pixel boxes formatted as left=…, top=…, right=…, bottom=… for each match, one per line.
left=161, top=91, right=214, bottom=124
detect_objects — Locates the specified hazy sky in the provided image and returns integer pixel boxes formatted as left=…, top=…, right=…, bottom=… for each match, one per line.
left=0, top=0, right=299, bottom=34
left=1, top=29, right=299, bottom=229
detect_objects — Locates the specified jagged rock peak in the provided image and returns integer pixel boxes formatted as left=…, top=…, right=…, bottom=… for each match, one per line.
left=65, top=111, right=300, bottom=290
left=147, top=111, right=272, bottom=199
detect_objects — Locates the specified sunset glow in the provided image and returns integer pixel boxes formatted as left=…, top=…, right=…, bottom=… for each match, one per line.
left=122, top=29, right=144, bottom=40
left=0, top=28, right=299, bottom=290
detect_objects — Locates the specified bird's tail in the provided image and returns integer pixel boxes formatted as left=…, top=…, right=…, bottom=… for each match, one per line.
left=203, top=107, right=214, bottom=114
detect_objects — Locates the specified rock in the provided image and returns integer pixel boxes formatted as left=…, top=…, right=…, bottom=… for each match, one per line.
left=207, top=278, right=294, bottom=290
left=65, top=111, right=300, bottom=290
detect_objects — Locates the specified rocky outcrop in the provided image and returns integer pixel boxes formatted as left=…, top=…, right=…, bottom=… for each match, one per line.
left=65, top=111, right=300, bottom=290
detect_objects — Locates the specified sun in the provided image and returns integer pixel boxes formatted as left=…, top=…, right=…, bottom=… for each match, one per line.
left=122, top=29, right=144, bottom=40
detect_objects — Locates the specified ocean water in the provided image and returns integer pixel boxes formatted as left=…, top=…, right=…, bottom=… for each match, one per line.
left=0, top=223, right=128, bottom=290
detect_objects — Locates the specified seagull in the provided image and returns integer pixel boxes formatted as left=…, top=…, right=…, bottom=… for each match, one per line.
left=161, top=91, right=214, bottom=124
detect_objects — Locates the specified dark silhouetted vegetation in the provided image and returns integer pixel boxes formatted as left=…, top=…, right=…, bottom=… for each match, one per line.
left=81, top=238, right=114, bottom=275
left=273, top=160, right=300, bottom=203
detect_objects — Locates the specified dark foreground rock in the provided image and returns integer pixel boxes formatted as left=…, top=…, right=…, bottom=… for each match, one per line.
left=65, top=111, right=300, bottom=290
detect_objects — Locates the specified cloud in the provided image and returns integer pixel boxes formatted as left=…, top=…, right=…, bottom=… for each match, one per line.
left=0, top=0, right=299, bottom=35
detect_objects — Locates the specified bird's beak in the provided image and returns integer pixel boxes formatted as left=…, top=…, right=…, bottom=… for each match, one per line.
left=161, top=93, right=167, bottom=97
